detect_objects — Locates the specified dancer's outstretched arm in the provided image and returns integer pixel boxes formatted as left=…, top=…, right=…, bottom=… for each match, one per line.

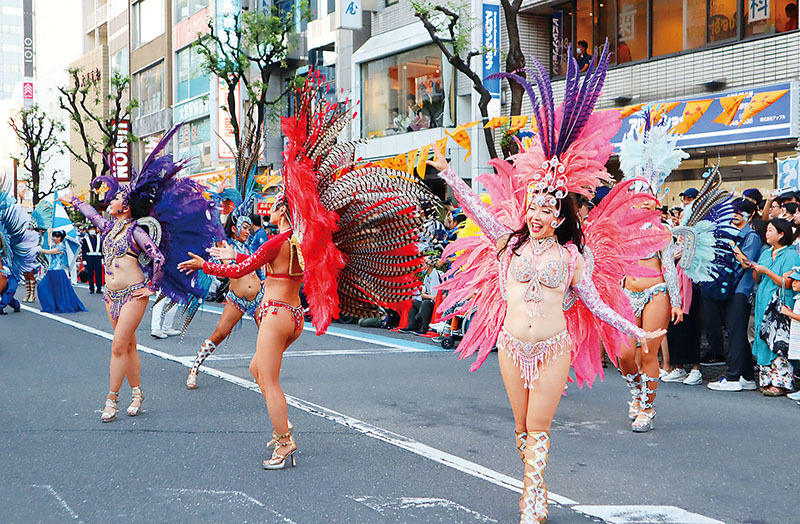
left=179, top=230, right=292, bottom=278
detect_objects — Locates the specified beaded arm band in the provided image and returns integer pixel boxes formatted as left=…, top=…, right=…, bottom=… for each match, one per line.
left=572, top=260, right=647, bottom=340
left=203, top=230, right=292, bottom=279
left=660, top=241, right=682, bottom=309
left=437, top=168, right=512, bottom=245
left=130, top=225, right=164, bottom=291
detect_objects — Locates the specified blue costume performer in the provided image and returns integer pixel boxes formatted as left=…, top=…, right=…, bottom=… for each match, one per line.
left=38, top=231, right=87, bottom=313
left=0, top=189, right=39, bottom=314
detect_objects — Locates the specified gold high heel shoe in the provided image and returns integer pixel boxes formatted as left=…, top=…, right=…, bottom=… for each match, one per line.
left=267, top=421, right=294, bottom=450
left=186, top=369, right=198, bottom=390
left=263, top=428, right=297, bottom=470
left=127, top=387, right=144, bottom=417
left=520, top=431, right=550, bottom=524
left=100, top=391, right=119, bottom=423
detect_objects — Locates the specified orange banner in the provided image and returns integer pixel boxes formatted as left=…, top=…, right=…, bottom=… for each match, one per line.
left=619, top=103, right=644, bottom=118
left=651, top=102, right=681, bottom=124
left=712, top=94, right=747, bottom=126
left=484, top=117, right=509, bottom=129
left=416, top=144, right=432, bottom=178
left=444, top=123, right=476, bottom=159
left=738, top=89, right=790, bottom=127
left=509, top=115, right=530, bottom=133
left=670, top=99, right=713, bottom=135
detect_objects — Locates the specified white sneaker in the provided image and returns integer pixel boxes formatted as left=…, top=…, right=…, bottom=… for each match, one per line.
left=163, top=328, right=182, bottom=336
left=661, top=368, right=688, bottom=382
left=708, top=377, right=742, bottom=391
left=659, top=368, right=669, bottom=379
left=787, top=390, right=800, bottom=400
left=683, top=369, right=703, bottom=386
left=150, top=330, right=167, bottom=339
left=428, top=321, right=446, bottom=333
left=739, top=378, right=757, bottom=391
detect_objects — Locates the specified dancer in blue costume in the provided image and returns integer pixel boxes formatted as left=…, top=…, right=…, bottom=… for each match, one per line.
left=38, top=230, right=87, bottom=313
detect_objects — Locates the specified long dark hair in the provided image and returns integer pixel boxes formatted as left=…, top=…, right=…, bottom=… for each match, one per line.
left=224, top=214, right=236, bottom=239
left=499, top=193, right=584, bottom=258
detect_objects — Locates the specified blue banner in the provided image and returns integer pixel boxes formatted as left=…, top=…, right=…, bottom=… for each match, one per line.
left=612, top=81, right=798, bottom=150
left=778, top=156, right=800, bottom=189
left=482, top=2, right=500, bottom=99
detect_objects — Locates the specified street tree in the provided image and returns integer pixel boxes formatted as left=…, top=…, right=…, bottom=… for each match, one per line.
left=58, top=68, right=138, bottom=187
left=194, top=5, right=309, bottom=184
left=8, top=105, right=68, bottom=206
left=412, top=0, right=526, bottom=159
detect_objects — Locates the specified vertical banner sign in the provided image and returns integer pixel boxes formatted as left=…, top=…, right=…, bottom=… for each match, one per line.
left=550, top=11, right=563, bottom=77
left=482, top=1, right=500, bottom=118
left=23, top=0, right=33, bottom=77
left=748, top=0, right=771, bottom=22
left=111, top=120, right=131, bottom=182
left=778, top=156, right=800, bottom=189
left=340, top=0, right=363, bottom=30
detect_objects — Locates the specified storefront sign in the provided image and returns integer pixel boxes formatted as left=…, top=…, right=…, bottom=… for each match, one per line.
left=748, top=0, right=771, bottom=22
left=111, top=120, right=131, bottom=182
left=340, top=0, right=363, bottom=30
left=23, top=82, right=33, bottom=99
left=550, top=11, right=563, bottom=77
left=217, top=79, right=240, bottom=160
left=23, top=0, right=33, bottom=77
left=778, top=155, right=800, bottom=189
left=612, top=81, right=798, bottom=150
left=174, top=6, right=210, bottom=50
left=482, top=1, right=500, bottom=117
left=173, top=96, right=209, bottom=123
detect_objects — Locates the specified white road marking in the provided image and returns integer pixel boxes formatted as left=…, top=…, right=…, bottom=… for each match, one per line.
left=30, top=484, right=84, bottom=523
left=157, top=488, right=297, bottom=523
left=22, top=305, right=573, bottom=505
left=573, top=505, right=725, bottom=524
left=350, top=495, right=498, bottom=523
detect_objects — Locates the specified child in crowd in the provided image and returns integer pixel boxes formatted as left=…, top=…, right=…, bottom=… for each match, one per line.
left=780, top=266, right=800, bottom=403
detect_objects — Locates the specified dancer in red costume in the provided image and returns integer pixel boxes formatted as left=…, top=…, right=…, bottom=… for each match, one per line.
left=179, top=72, right=438, bottom=469
left=433, top=43, right=670, bottom=523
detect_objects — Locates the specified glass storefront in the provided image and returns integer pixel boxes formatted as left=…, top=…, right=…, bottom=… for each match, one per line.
left=176, top=118, right=211, bottom=173
left=550, top=0, right=799, bottom=75
left=361, top=44, right=452, bottom=139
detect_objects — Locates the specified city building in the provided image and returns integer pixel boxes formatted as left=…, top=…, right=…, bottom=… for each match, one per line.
left=514, top=0, right=800, bottom=205
left=0, top=0, right=25, bottom=100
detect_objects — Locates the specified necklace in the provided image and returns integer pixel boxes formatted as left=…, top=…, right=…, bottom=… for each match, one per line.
left=102, top=218, right=134, bottom=274
left=530, top=236, right=555, bottom=256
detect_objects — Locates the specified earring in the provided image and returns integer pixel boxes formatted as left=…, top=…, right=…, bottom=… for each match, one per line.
left=551, top=220, right=559, bottom=228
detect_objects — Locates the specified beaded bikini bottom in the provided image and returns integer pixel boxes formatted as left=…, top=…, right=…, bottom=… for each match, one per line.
left=497, top=328, right=571, bottom=388
left=623, top=282, right=667, bottom=318
left=254, top=299, right=304, bottom=331
left=103, top=280, right=149, bottom=321
left=226, top=286, right=264, bottom=318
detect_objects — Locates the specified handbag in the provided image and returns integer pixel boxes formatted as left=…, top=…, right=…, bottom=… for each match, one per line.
left=759, top=277, right=791, bottom=358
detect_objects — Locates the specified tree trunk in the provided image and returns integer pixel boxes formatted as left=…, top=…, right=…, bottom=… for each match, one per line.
left=502, top=0, right=525, bottom=157
left=31, top=164, right=41, bottom=206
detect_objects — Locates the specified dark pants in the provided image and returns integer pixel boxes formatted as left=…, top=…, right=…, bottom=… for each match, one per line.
left=667, top=284, right=703, bottom=366
left=405, top=299, right=434, bottom=332
left=85, top=257, right=103, bottom=292
left=0, top=275, right=20, bottom=311
left=702, top=297, right=728, bottom=361
left=704, top=293, right=755, bottom=381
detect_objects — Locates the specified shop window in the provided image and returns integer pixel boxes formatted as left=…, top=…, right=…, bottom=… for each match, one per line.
left=745, top=0, right=798, bottom=36
left=652, top=0, right=706, bottom=56
left=111, top=47, right=129, bottom=77
left=132, top=0, right=164, bottom=49
left=142, top=132, right=165, bottom=159
left=175, top=0, right=208, bottom=22
left=708, top=0, right=738, bottom=42
left=134, top=61, right=165, bottom=118
left=361, top=44, right=449, bottom=139
left=176, top=46, right=210, bottom=102
left=177, top=118, right=211, bottom=173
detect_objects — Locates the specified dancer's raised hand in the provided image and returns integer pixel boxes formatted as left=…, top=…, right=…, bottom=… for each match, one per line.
left=208, top=241, right=236, bottom=261
left=178, top=252, right=205, bottom=274
left=427, top=142, right=449, bottom=172
left=639, top=328, right=667, bottom=353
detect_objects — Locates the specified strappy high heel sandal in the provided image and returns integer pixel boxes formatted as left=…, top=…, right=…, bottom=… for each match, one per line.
left=186, top=369, right=198, bottom=390
left=515, top=430, right=527, bottom=462
left=263, top=429, right=297, bottom=470
left=127, top=387, right=144, bottom=417
left=101, top=391, right=119, bottom=423
left=520, top=431, right=550, bottom=523
left=622, top=373, right=642, bottom=420
left=267, top=421, right=294, bottom=450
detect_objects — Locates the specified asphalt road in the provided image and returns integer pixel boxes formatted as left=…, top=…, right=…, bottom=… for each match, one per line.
left=1, top=286, right=797, bottom=524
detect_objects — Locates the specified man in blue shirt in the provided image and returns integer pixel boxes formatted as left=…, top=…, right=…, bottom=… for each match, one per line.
left=706, top=199, right=763, bottom=391
left=247, top=214, right=269, bottom=252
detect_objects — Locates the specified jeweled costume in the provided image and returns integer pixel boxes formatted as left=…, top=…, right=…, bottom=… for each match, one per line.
left=0, top=189, right=39, bottom=313
left=434, top=44, right=670, bottom=523
left=200, top=71, right=439, bottom=335
left=71, top=127, right=222, bottom=320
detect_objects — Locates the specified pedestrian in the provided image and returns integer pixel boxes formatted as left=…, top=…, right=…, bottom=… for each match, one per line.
left=149, top=294, right=182, bottom=339
left=400, top=255, right=442, bottom=335
left=80, top=224, right=103, bottom=294
left=707, top=199, right=762, bottom=391
left=37, top=231, right=87, bottom=314
left=248, top=213, right=268, bottom=251
left=751, top=218, right=799, bottom=396
left=63, top=128, right=220, bottom=423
